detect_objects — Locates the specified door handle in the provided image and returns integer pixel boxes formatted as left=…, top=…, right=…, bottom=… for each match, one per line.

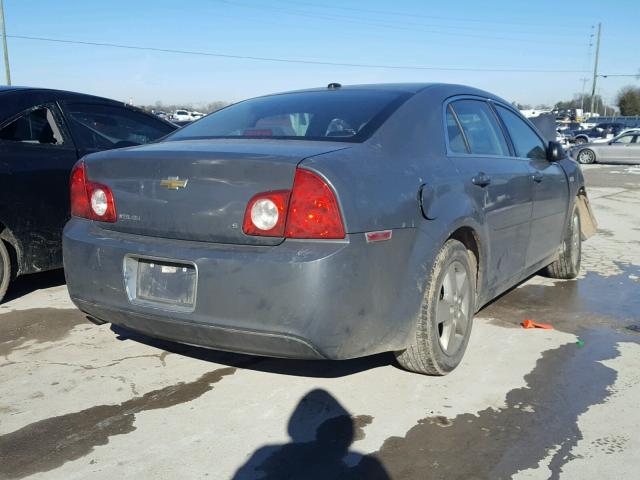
left=532, top=172, right=543, bottom=183
left=471, top=172, right=491, bottom=187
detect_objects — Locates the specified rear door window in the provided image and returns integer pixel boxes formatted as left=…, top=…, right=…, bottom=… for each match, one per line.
left=0, top=106, right=65, bottom=145
left=495, top=105, right=546, bottom=160
left=64, top=103, right=175, bottom=150
left=449, top=100, right=509, bottom=156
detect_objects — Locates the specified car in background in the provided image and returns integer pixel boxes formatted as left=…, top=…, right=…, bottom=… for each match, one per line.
left=567, top=122, right=626, bottom=144
left=556, top=128, right=571, bottom=146
left=171, top=109, right=192, bottom=122
left=63, top=83, right=590, bottom=375
left=591, top=128, right=640, bottom=143
left=153, top=110, right=169, bottom=120
left=0, top=86, right=177, bottom=302
left=571, top=130, right=640, bottom=164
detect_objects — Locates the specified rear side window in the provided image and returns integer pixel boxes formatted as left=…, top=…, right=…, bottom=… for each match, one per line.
left=449, top=100, right=509, bottom=156
left=445, top=106, right=468, bottom=154
left=612, top=134, right=635, bottom=144
left=495, top=105, right=546, bottom=160
left=64, top=103, right=175, bottom=150
left=166, top=90, right=411, bottom=143
left=0, top=106, right=64, bottom=145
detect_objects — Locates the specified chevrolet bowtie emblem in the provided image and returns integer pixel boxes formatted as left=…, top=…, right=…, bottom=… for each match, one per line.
left=160, top=177, right=188, bottom=190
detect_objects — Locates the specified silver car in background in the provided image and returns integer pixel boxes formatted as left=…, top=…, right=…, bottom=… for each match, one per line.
left=573, top=130, right=640, bottom=164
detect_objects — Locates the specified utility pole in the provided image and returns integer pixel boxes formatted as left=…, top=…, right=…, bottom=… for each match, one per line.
left=0, top=0, right=10, bottom=85
left=579, top=77, right=589, bottom=113
left=589, top=22, right=602, bottom=117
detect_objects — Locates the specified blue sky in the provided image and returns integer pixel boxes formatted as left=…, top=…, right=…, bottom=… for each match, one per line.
left=3, top=0, right=638, bottom=107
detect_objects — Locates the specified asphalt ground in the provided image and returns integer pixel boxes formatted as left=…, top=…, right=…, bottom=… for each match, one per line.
left=1, top=163, right=639, bottom=480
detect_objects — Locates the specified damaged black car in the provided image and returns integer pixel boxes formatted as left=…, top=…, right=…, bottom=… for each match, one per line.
left=0, top=86, right=176, bottom=302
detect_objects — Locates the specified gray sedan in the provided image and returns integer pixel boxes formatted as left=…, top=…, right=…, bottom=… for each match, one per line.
left=573, top=130, right=640, bottom=164
left=63, top=83, right=588, bottom=375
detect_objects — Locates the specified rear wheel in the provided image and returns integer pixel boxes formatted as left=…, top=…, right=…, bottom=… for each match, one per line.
left=0, top=240, right=11, bottom=304
left=544, top=205, right=581, bottom=279
left=577, top=148, right=596, bottom=164
left=395, top=240, right=476, bottom=375
left=574, top=136, right=588, bottom=145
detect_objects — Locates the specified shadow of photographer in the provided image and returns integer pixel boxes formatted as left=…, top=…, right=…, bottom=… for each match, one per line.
left=232, top=388, right=389, bottom=480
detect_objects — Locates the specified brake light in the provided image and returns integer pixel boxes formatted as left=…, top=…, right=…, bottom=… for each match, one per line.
left=69, top=161, right=117, bottom=222
left=70, top=161, right=90, bottom=218
left=285, top=169, right=345, bottom=239
left=243, top=168, right=345, bottom=239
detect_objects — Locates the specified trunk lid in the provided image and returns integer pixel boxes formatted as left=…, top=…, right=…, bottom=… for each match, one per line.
left=85, top=139, right=349, bottom=245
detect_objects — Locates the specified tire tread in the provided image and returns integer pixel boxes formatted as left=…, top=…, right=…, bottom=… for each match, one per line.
left=396, top=240, right=476, bottom=376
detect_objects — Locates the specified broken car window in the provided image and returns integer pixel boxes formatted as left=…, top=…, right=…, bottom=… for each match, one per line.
left=0, top=107, right=64, bottom=145
left=64, top=103, right=175, bottom=150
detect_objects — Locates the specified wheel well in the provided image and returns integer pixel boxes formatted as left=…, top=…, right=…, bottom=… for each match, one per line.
left=0, top=223, right=21, bottom=278
left=449, top=226, right=482, bottom=294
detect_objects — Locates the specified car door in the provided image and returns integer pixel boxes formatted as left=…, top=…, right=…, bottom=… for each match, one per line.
left=493, top=104, right=569, bottom=267
left=605, top=134, right=637, bottom=163
left=626, top=135, right=640, bottom=164
left=446, top=99, right=533, bottom=289
left=59, top=101, right=176, bottom=158
left=0, top=103, right=79, bottom=272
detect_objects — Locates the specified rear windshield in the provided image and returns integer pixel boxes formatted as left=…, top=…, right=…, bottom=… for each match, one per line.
left=165, top=90, right=411, bottom=143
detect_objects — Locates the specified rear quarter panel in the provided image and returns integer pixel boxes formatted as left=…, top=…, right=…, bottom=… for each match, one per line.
left=301, top=86, right=493, bottom=335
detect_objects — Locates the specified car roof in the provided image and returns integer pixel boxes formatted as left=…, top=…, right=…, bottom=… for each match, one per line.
left=280, top=83, right=435, bottom=94
left=258, top=82, right=509, bottom=105
left=0, top=85, right=124, bottom=104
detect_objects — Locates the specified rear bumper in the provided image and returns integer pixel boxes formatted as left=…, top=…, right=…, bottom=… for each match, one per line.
left=74, top=298, right=326, bottom=359
left=63, top=219, right=427, bottom=360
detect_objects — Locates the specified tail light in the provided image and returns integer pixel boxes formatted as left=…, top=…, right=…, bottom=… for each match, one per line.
left=243, top=168, right=345, bottom=239
left=70, top=161, right=117, bottom=223
left=285, top=169, right=345, bottom=239
left=242, top=190, right=290, bottom=237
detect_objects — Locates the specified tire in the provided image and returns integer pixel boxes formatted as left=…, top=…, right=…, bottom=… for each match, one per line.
left=544, top=204, right=581, bottom=279
left=577, top=148, right=596, bottom=164
left=0, top=240, right=11, bottom=304
left=574, top=136, right=588, bottom=145
left=395, top=239, right=476, bottom=375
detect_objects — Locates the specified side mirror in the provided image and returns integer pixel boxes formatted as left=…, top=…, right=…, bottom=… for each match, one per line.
left=547, top=141, right=562, bottom=162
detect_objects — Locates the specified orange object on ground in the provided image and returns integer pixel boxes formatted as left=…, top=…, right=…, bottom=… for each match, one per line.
left=522, top=319, right=554, bottom=330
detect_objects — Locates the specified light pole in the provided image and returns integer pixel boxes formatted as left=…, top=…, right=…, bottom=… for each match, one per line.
left=589, top=23, right=602, bottom=117
left=0, top=0, right=10, bottom=85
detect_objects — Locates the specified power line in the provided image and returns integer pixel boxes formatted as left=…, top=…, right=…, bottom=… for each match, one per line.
left=8, top=34, right=592, bottom=73
left=213, top=0, right=586, bottom=46
left=268, top=0, right=590, bottom=31
left=599, top=74, right=640, bottom=78
left=259, top=0, right=582, bottom=38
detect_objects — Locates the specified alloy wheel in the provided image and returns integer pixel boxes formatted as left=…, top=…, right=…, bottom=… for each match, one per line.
left=436, top=260, right=472, bottom=356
